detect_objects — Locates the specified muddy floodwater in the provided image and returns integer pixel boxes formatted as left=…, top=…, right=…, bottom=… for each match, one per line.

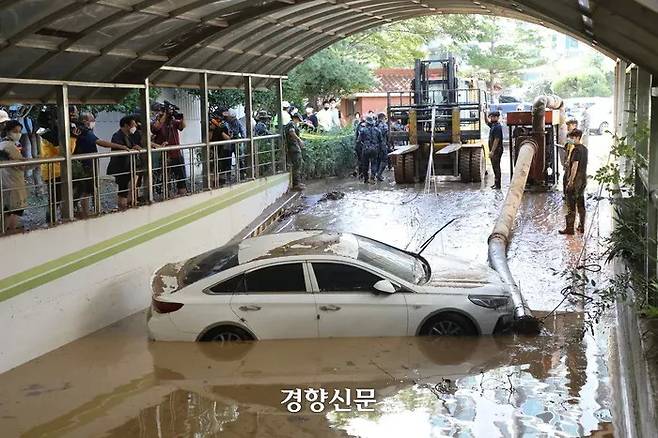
left=0, top=137, right=616, bottom=437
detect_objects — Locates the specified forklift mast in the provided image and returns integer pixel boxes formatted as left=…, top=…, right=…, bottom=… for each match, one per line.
left=413, top=57, right=459, bottom=106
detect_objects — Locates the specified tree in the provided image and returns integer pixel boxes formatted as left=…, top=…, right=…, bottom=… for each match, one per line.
left=524, top=79, right=554, bottom=101
left=82, top=88, right=161, bottom=115
left=283, top=47, right=374, bottom=108
left=463, top=16, right=544, bottom=98
left=552, top=71, right=613, bottom=98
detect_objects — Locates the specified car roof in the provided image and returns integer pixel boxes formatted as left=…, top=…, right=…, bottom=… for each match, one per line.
left=237, top=231, right=359, bottom=264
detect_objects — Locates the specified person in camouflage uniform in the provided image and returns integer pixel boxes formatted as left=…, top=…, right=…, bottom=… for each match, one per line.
left=285, top=111, right=305, bottom=190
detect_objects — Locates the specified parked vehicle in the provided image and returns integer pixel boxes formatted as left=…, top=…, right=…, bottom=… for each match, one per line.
left=148, top=231, right=514, bottom=342
left=585, top=102, right=613, bottom=135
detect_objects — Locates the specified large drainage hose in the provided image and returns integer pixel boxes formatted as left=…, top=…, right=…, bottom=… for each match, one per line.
left=487, top=95, right=563, bottom=335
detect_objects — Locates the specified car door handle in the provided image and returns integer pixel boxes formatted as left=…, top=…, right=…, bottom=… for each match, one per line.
left=319, top=305, right=341, bottom=312
left=239, top=305, right=261, bottom=311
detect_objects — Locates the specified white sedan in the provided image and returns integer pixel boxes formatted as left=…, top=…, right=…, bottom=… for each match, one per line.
left=148, top=231, right=514, bottom=342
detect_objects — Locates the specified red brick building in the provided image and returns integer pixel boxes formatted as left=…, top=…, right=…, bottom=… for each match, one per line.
left=340, top=68, right=414, bottom=124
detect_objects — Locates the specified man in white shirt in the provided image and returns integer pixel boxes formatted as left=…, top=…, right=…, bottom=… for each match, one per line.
left=281, top=101, right=291, bottom=126
left=316, top=100, right=333, bottom=131
left=329, top=98, right=342, bottom=130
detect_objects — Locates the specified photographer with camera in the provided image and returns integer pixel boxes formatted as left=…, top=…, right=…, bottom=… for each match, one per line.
left=208, top=109, right=231, bottom=187
left=152, top=101, right=187, bottom=197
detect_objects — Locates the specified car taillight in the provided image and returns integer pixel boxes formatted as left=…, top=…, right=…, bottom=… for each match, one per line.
left=152, top=298, right=184, bottom=314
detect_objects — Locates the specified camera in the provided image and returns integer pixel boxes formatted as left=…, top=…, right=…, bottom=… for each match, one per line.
left=160, top=100, right=184, bottom=120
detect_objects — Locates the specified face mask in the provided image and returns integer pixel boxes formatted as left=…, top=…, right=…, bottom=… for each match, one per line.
left=324, top=106, right=330, bottom=111
left=88, top=122, right=96, bottom=130
left=9, top=132, right=21, bottom=142
left=129, top=126, right=137, bottom=135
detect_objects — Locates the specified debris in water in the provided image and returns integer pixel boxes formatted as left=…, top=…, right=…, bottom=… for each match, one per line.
left=318, top=191, right=346, bottom=202
left=278, top=204, right=306, bottom=221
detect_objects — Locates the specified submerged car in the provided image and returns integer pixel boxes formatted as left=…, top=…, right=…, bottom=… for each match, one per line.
left=147, top=231, right=514, bottom=342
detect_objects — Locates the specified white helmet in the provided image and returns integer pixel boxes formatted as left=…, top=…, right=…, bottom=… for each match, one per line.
left=0, top=110, right=9, bottom=124
left=282, top=101, right=290, bottom=109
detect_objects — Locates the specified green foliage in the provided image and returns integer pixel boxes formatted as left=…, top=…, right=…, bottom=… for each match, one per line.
left=552, top=71, right=613, bottom=98
left=300, top=129, right=357, bottom=179
left=81, top=88, right=161, bottom=115
left=463, top=17, right=544, bottom=95
left=523, top=80, right=554, bottom=101
left=187, top=89, right=277, bottom=114
left=284, top=47, right=374, bottom=108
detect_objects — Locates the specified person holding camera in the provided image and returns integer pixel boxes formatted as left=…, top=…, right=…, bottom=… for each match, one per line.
left=152, top=102, right=187, bottom=197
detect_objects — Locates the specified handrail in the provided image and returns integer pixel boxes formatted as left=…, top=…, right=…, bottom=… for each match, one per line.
left=0, top=156, right=65, bottom=168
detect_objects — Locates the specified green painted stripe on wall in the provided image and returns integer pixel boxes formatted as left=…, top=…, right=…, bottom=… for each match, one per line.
left=0, top=174, right=288, bottom=303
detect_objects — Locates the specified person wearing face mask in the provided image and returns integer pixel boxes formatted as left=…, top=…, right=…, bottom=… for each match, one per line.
left=285, top=111, right=305, bottom=191
left=329, top=98, right=342, bottom=130
left=152, top=104, right=187, bottom=196
left=316, top=100, right=333, bottom=132
left=0, top=120, right=30, bottom=232
left=74, top=112, right=131, bottom=217
left=107, top=116, right=143, bottom=210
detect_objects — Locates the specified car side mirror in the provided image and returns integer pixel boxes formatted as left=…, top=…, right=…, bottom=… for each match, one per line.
left=373, top=280, right=396, bottom=294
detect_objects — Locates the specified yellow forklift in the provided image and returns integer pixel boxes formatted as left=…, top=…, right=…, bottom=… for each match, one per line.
left=387, top=57, right=489, bottom=184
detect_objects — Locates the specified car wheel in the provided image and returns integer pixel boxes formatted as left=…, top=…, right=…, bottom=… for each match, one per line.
left=199, top=325, right=254, bottom=343
left=598, top=122, right=609, bottom=135
left=420, top=313, right=478, bottom=336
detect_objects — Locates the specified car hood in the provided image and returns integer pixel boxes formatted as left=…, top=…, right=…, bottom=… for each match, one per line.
left=422, top=255, right=506, bottom=289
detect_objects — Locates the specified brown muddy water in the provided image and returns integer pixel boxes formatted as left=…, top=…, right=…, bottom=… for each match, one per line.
left=0, top=137, right=615, bottom=437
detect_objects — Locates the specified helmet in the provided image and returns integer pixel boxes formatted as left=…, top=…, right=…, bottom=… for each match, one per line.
left=0, top=110, right=9, bottom=124
left=282, top=101, right=290, bottom=109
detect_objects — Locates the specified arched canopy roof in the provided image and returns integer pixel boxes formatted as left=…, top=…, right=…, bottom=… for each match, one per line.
left=1, top=0, right=657, bottom=103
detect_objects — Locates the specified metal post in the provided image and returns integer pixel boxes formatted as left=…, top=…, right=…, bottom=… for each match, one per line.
left=200, top=73, right=211, bottom=189
left=139, top=78, right=154, bottom=203
left=56, top=84, right=74, bottom=221
left=614, top=60, right=627, bottom=136
left=276, top=77, right=286, bottom=171
left=244, top=75, right=255, bottom=179
left=647, top=84, right=658, bottom=293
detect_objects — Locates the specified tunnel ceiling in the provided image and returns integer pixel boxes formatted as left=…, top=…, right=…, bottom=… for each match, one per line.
left=1, top=0, right=657, bottom=103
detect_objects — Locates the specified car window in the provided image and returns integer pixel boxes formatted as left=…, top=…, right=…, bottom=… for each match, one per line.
left=245, top=263, right=306, bottom=293
left=312, top=263, right=382, bottom=292
left=209, top=274, right=245, bottom=294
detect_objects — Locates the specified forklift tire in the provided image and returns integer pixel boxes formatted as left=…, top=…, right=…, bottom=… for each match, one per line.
left=394, top=153, right=416, bottom=184
left=459, top=149, right=471, bottom=182
left=469, top=148, right=484, bottom=183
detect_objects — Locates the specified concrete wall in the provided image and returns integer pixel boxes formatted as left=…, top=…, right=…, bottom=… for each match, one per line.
left=0, top=174, right=289, bottom=373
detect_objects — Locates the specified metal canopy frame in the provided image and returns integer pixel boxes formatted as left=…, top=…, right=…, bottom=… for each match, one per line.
left=1, top=1, right=658, bottom=103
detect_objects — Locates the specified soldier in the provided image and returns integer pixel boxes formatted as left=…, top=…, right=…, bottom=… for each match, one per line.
left=357, top=116, right=385, bottom=184
left=487, top=111, right=503, bottom=189
left=375, top=112, right=390, bottom=180
left=285, top=111, right=305, bottom=191
left=559, top=129, right=588, bottom=235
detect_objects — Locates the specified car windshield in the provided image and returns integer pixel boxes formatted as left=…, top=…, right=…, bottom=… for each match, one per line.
left=356, top=236, right=430, bottom=285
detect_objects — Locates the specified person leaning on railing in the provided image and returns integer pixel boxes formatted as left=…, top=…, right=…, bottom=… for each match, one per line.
left=0, top=120, right=29, bottom=233
left=75, top=112, right=137, bottom=218
left=107, top=116, right=143, bottom=211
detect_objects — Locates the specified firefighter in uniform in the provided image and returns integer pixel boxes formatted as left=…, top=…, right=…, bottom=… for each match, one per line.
left=285, top=111, right=305, bottom=191
left=358, top=116, right=385, bottom=183
left=488, top=111, right=504, bottom=189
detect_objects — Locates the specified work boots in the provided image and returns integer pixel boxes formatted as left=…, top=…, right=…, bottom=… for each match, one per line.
left=577, top=204, right=586, bottom=233
left=559, top=215, right=575, bottom=235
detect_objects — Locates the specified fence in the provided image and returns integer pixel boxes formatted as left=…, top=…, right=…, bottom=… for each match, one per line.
left=0, top=67, right=288, bottom=235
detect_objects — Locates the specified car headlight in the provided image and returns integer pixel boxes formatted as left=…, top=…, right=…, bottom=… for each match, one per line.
left=468, top=295, right=509, bottom=309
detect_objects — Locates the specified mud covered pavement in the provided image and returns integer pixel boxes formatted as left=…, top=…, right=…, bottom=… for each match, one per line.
left=0, top=137, right=615, bottom=437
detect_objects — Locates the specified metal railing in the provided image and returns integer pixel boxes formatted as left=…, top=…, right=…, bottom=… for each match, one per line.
left=0, top=135, right=286, bottom=234
left=0, top=65, right=290, bottom=236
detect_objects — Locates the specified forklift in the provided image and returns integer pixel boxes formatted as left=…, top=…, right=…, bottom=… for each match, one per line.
left=387, top=57, right=489, bottom=184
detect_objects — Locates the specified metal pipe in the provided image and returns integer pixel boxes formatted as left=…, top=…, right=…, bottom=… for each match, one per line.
left=487, top=95, right=564, bottom=335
